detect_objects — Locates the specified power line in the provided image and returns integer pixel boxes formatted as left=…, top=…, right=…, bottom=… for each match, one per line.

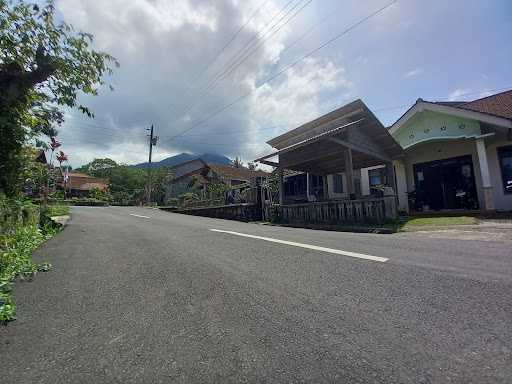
left=188, top=0, right=271, bottom=91
left=162, top=0, right=398, bottom=144
left=207, top=0, right=313, bottom=92
left=172, top=0, right=300, bottom=120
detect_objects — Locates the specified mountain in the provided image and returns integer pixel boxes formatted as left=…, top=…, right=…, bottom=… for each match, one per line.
left=133, top=153, right=232, bottom=169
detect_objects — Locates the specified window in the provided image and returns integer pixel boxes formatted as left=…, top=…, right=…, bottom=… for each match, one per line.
left=368, top=168, right=384, bottom=186
left=333, top=174, right=343, bottom=193
left=498, top=145, right=512, bottom=194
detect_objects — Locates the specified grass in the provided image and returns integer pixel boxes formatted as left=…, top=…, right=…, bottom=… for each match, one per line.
left=44, top=203, right=70, bottom=217
left=386, top=215, right=478, bottom=232
left=403, top=216, right=477, bottom=227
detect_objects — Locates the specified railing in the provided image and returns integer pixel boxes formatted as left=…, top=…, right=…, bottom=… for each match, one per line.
left=178, top=203, right=262, bottom=222
left=184, top=198, right=224, bottom=208
left=275, top=197, right=394, bottom=225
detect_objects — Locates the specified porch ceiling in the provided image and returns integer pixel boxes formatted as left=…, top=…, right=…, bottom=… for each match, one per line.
left=255, top=99, right=404, bottom=174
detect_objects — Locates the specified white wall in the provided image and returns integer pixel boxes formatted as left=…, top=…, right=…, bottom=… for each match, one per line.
left=486, top=134, right=512, bottom=211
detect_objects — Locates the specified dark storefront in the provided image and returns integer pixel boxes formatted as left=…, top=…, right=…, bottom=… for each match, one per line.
left=412, top=155, right=479, bottom=211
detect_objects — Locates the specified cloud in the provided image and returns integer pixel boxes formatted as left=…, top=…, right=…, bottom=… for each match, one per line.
left=447, top=88, right=471, bottom=101
left=54, top=0, right=350, bottom=167
left=404, top=67, right=423, bottom=78
left=246, top=57, right=352, bottom=159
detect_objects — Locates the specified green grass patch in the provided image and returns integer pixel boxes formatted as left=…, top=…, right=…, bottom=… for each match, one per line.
left=44, top=203, right=70, bottom=217
left=403, top=216, right=477, bottom=227
left=384, top=215, right=478, bottom=232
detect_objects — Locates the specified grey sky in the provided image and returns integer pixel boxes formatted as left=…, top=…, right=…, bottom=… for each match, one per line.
left=54, top=0, right=512, bottom=167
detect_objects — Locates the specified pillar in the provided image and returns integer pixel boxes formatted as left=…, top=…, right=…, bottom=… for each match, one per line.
left=394, top=159, right=409, bottom=213
left=344, top=148, right=355, bottom=199
left=475, top=138, right=495, bottom=211
left=306, top=172, right=311, bottom=201
left=384, top=162, right=396, bottom=192
left=278, top=168, right=284, bottom=205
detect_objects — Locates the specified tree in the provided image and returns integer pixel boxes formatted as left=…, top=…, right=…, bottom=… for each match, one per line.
left=0, top=1, right=118, bottom=196
left=247, top=162, right=258, bottom=170
left=75, top=158, right=171, bottom=206
left=232, top=157, right=243, bottom=168
left=75, top=158, right=118, bottom=173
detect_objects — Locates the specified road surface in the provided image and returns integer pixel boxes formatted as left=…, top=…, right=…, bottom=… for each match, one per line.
left=1, top=206, right=511, bottom=383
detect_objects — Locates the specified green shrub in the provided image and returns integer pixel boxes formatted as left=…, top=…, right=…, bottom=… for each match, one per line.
left=0, top=196, right=57, bottom=323
left=42, top=203, right=70, bottom=217
left=64, top=198, right=108, bottom=206
left=0, top=225, right=54, bottom=323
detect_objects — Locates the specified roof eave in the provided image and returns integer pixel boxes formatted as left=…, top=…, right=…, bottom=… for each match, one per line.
left=389, top=101, right=512, bottom=135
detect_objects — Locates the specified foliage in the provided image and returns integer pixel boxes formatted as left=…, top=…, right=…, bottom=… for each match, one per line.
left=266, top=168, right=280, bottom=194
left=0, top=196, right=57, bottom=323
left=0, top=0, right=118, bottom=197
left=42, top=202, right=69, bottom=217
left=1, top=194, right=39, bottom=234
left=247, top=162, right=258, bottom=170
left=232, top=157, right=243, bottom=168
left=207, top=182, right=229, bottom=199
left=178, top=192, right=199, bottom=206
left=88, top=186, right=107, bottom=201
left=165, top=197, right=179, bottom=207
left=76, top=158, right=170, bottom=205
left=64, top=197, right=108, bottom=206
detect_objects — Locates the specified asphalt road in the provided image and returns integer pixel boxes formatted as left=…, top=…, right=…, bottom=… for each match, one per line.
left=1, top=207, right=511, bottom=383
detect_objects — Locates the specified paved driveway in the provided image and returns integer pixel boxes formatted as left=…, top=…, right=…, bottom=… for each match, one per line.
left=1, top=207, right=511, bottom=383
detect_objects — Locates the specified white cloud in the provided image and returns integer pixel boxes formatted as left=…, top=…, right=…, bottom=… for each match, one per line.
left=404, top=67, right=423, bottom=78
left=245, top=57, right=352, bottom=160
left=55, top=0, right=351, bottom=167
left=447, top=88, right=470, bottom=101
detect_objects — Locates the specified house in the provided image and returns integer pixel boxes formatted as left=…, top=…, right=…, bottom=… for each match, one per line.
left=256, top=99, right=404, bottom=224
left=256, top=90, right=512, bottom=224
left=33, top=149, right=48, bottom=164
left=59, top=172, right=109, bottom=198
left=165, top=159, right=269, bottom=201
left=383, top=89, right=512, bottom=212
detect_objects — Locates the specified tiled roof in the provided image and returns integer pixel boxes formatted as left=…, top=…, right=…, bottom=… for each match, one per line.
left=458, top=90, right=512, bottom=120
left=207, top=164, right=269, bottom=181
left=60, top=173, right=109, bottom=191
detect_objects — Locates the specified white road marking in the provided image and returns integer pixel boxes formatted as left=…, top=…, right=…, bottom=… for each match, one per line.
left=129, top=213, right=151, bottom=219
left=210, top=229, right=388, bottom=263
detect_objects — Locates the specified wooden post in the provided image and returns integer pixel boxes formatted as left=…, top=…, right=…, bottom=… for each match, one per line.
left=278, top=168, right=284, bottom=205
left=344, top=148, right=355, bottom=199
left=322, top=175, right=328, bottom=200
left=385, top=162, right=396, bottom=192
left=306, top=172, right=311, bottom=201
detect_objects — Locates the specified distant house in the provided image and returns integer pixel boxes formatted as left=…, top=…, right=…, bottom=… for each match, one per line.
left=59, top=172, right=109, bottom=198
left=33, top=149, right=48, bottom=164
left=165, top=159, right=268, bottom=201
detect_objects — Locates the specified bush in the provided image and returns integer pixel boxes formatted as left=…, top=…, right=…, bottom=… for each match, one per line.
left=41, top=203, right=70, bottom=217
left=64, top=198, right=108, bottom=206
left=0, top=195, right=40, bottom=235
left=0, top=216, right=55, bottom=323
left=88, top=187, right=108, bottom=201
left=0, top=196, right=59, bottom=323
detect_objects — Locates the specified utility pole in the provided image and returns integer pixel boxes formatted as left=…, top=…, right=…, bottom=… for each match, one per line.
left=146, top=125, right=158, bottom=205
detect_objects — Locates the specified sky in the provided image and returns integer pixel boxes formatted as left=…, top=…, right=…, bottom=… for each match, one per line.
left=52, top=0, right=512, bottom=168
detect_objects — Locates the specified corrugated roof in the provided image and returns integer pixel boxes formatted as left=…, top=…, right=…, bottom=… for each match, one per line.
left=207, top=164, right=269, bottom=181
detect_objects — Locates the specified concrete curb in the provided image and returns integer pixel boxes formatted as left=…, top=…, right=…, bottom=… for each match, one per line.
left=50, top=215, right=70, bottom=227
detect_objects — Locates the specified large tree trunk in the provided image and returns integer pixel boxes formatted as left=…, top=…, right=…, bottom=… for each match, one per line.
left=0, top=46, right=57, bottom=108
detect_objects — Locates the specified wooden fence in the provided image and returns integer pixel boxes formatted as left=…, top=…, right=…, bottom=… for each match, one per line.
left=275, top=197, right=395, bottom=225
